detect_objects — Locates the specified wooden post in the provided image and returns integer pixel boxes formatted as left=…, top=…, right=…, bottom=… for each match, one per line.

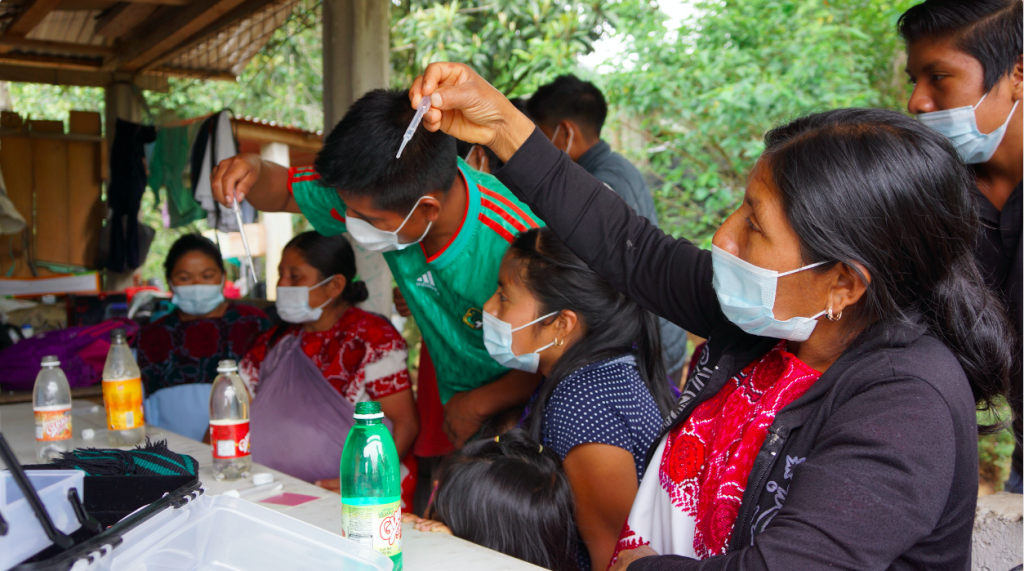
left=322, top=0, right=393, bottom=317
left=260, top=142, right=292, bottom=301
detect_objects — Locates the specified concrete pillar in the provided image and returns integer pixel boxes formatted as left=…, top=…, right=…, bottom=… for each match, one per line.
left=260, top=142, right=293, bottom=301
left=322, top=0, right=390, bottom=130
left=103, top=82, right=140, bottom=292
left=323, top=0, right=393, bottom=318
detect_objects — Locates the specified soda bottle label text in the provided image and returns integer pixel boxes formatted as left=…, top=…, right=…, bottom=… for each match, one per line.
left=342, top=500, right=402, bottom=557
left=210, top=419, right=251, bottom=459
left=34, top=405, right=72, bottom=441
left=102, top=377, right=144, bottom=430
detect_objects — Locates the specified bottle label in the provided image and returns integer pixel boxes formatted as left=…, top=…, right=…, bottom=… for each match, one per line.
left=34, top=405, right=72, bottom=442
left=342, top=501, right=402, bottom=557
left=210, top=419, right=250, bottom=459
left=102, top=377, right=144, bottom=431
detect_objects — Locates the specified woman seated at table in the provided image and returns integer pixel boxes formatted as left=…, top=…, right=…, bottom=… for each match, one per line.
left=138, top=234, right=270, bottom=395
left=241, top=231, right=419, bottom=498
left=411, top=65, right=1013, bottom=570
left=480, top=226, right=676, bottom=571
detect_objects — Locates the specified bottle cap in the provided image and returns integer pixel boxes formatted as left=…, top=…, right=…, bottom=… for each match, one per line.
left=40, top=355, right=60, bottom=367
left=252, top=473, right=274, bottom=486
left=354, top=401, right=384, bottom=419
left=217, top=359, right=238, bottom=372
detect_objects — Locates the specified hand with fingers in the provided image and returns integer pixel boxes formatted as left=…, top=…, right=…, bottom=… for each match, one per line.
left=210, top=153, right=262, bottom=208
left=410, top=63, right=535, bottom=163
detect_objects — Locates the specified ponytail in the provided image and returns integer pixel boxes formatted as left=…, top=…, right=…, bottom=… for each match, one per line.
left=508, top=228, right=675, bottom=442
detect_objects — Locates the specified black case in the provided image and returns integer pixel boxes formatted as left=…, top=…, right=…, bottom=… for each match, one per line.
left=0, top=434, right=202, bottom=571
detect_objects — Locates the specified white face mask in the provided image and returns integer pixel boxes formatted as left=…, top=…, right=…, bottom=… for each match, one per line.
left=550, top=125, right=574, bottom=154
left=917, top=91, right=1020, bottom=164
left=276, top=275, right=336, bottom=324
left=345, top=196, right=433, bottom=252
left=172, top=282, right=225, bottom=316
left=711, top=245, right=828, bottom=342
left=482, top=311, right=559, bottom=373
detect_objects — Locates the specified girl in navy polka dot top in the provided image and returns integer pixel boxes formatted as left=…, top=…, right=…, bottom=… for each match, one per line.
left=482, top=227, right=677, bottom=571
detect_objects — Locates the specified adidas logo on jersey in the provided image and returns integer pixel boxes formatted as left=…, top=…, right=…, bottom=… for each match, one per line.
left=415, top=271, right=438, bottom=294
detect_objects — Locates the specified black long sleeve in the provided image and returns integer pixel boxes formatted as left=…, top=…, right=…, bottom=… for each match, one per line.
left=495, top=128, right=723, bottom=339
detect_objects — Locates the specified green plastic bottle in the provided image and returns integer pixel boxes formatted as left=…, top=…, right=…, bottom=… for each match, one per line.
left=341, top=401, right=402, bottom=570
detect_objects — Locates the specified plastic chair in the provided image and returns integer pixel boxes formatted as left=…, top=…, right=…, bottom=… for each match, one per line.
left=143, top=384, right=212, bottom=442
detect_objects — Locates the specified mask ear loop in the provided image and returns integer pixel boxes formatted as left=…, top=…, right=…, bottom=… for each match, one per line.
left=565, top=127, right=574, bottom=154
left=310, top=274, right=339, bottom=310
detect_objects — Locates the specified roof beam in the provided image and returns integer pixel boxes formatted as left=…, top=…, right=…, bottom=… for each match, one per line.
left=0, top=62, right=168, bottom=91
left=95, top=3, right=159, bottom=38
left=5, top=0, right=66, bottom=37
left=105, top=0, right=247, bottom=73
left=59, top=0, right=191, bottom=8
left=138, top=0, right=279, bottom=73
left=0, top=37, right=115, bottom=56
left=0, top=52, right=101, bottom=71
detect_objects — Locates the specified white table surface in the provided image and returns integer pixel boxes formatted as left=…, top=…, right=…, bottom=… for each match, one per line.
left=0, top=400, right=541, bottom=571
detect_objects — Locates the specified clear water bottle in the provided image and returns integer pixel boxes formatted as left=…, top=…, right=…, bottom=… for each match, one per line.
left=101, top=328, right=145, bottom=447
left=33, top=356, right=72, bottom=462
left=341, top=401, right=402, bottom=570
left=209, top=360, right=251, bottom=481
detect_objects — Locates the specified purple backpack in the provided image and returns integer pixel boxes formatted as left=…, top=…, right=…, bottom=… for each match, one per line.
left=0, top=319, right=139, bottom=391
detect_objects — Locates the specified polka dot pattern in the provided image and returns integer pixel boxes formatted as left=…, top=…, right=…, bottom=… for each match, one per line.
left=542, top=354, right=663, bottom=482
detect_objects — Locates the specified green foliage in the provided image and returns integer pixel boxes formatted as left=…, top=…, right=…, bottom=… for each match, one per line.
left=600, top=0, right=917, bottom=245
left=5, top=84, right=104, bottom=127
left=390, top=0, right=611, bottom=96
left=978, top=402, right=1016, bottom=488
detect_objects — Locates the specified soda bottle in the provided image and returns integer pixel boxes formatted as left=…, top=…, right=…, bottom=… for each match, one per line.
left=209, top=359, right=251, bottom=481
left=101, top=328, right=145, bottom=447
left=341, top=401, right=402, bottom=570
left=33, top=355, right=72, bottom=462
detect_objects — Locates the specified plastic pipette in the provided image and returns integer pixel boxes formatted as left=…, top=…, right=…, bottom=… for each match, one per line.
left=231, top=197, right=259, bottom=285
left=396, top=96, right=432, bottom=159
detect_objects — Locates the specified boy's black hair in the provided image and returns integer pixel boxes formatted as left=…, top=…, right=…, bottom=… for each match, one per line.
left=314, top=88, right=458, bottom=213
left=527, top=74, right=608, bottom=138
left=899, top=0, right=1022, bottom=92
left=429, top=429, right=578, bottom=571
left=164, top=234, right=224, bottom=283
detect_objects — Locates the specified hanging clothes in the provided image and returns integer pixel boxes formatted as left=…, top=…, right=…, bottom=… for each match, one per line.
left=106, top=118, right=156, bottom=272
left=148, top=125, right=205, bottom=228
left=190, top=111, right=256, bottom=232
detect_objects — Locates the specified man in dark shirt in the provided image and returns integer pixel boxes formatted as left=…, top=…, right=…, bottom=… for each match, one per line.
left=527, top=74, right=689, bottom=384
left=901, top=0, right=1023, bottom=492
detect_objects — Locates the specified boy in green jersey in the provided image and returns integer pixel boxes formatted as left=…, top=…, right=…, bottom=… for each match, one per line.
left=210, top=89, right=542, bottom=451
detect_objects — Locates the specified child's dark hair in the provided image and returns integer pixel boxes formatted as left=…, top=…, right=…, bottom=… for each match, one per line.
left=899, top=0, right=1022, bottom=92
left=164, top=234, right=224, bottom=283
left=284, top=231, right=368, bottom=305
left=314, top=88, right=458, bottom=213
left=508, top=227, right=676, bottom=441
left=429, top=429, right=578, bottom=571
left=527, top=74, right=608, bottom=138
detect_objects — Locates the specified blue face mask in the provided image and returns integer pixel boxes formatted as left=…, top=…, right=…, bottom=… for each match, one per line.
left=711, top=245, right=828, bottom=342
left=917, top=92, right=1020, bottom=165
left=482, top=310, right=559, bottom=373
left=172, top=283, right=225, bottom=316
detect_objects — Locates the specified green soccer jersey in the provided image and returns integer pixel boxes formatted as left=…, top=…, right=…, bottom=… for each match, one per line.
left=288, top=158, right=543, bottom=403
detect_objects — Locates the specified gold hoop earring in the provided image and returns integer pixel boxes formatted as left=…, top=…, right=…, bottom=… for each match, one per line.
left=554, top=338, right=564, bottom=347
left=827, top=306, right=842, bottom=321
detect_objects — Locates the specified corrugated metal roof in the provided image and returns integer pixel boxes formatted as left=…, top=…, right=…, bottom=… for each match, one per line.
left=163, top=0, right=299, bottom=76
left=0, top=0, right=300, bottom=81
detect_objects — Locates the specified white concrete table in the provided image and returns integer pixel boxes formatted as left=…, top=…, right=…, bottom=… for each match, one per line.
left=0, top=400, right=541, bottom=571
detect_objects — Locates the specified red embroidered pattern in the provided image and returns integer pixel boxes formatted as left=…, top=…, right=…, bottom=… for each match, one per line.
left=661, top=342, right=819, bottom=558
left=241, top=307, right=410, bottom=403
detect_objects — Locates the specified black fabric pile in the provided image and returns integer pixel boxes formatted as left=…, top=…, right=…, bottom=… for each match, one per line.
left=52, top=438, right=198, bottom=477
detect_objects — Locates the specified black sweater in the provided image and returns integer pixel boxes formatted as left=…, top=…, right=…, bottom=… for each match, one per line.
left=495, top=129, right=979, bottom=571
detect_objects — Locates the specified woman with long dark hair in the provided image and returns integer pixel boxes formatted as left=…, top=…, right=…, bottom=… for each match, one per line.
left=480, top=226, right=675, bottom=571
left=240, top=232, right=419, bottom=502
left=409, top=65, right=1013, bottom=570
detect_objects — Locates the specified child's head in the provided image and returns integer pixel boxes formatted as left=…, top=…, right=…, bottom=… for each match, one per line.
left=428, top=429, right=578, bottom=571
left=313, top=88, right=458, bottom=244
left=482, top=227, right=676, bottom=437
